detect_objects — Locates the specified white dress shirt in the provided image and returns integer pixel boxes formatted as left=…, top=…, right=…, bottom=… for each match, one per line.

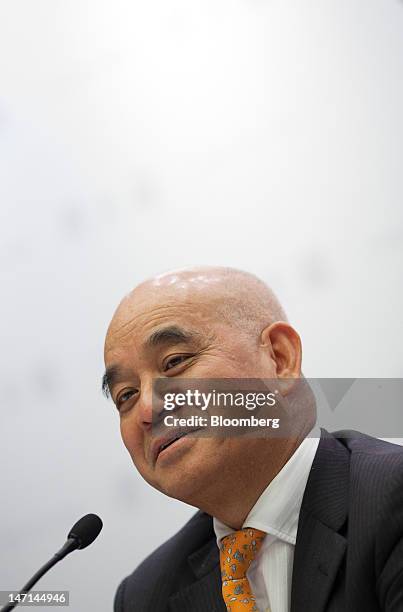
left=213, top=428, right=320, bottom=612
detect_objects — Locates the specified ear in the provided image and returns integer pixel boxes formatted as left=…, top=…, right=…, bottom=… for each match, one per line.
left=260, top=322, right=302, bottom=382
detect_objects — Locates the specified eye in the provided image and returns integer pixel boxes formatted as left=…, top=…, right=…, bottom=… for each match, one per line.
left=116, top=389, right=138, bottom=410
left=163, top=354, right=192, bottom=371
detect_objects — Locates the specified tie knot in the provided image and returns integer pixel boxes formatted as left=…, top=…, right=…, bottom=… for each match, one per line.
left=219, top=528, right=266, bottom=581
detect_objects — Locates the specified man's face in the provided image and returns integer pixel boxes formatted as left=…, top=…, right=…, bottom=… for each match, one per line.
left=104, top=284, right=277, bottom=506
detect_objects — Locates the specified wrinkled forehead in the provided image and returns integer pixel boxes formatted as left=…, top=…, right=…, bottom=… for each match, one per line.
left=104, top=285, right=216, bottom=358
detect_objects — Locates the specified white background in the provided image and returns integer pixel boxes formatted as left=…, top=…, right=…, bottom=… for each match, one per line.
left=0, top=1, right=402, bottom=610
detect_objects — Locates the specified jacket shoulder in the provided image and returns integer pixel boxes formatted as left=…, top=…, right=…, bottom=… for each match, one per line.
left=332, top=429, right=403, bottom=539
left=332, top=429, right=403, bottom=462
left=331, top=429, right=403, bottom=484
left=332, top=429, right=403, bottom=453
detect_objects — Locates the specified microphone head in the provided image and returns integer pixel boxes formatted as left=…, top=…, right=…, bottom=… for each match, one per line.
left=67, top=513, right=103, bottom=549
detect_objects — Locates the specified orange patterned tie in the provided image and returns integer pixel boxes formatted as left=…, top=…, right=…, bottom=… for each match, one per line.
left=219, top=527, right=266, bottom=611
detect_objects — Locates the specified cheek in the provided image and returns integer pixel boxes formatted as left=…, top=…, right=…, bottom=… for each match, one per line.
left=120, top=419, right=143, bottom=460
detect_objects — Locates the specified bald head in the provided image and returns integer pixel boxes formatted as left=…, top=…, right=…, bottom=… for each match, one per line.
left=106, top=266, right=288, bottom=350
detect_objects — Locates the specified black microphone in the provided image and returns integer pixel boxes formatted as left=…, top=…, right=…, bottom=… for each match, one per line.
left=1, top=514, right=103, bottom=612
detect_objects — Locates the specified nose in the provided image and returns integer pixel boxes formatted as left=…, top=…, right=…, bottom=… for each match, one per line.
left=133, top=381, right=153, bottom=431
left=135, top=379, right=167, bottom=431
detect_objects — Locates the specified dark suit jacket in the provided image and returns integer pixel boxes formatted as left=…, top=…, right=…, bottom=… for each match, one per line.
left=114, top=430, right=403, bottom=611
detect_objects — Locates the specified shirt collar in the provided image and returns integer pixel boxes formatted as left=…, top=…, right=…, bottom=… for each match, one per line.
left=213, top=426, right=320, bottom=546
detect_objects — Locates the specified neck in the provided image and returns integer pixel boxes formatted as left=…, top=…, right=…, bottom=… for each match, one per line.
left=198, top=435, right=304, bottom=529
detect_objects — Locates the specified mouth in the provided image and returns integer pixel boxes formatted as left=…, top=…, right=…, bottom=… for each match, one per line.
left=152, top=428, right=200, bottom=464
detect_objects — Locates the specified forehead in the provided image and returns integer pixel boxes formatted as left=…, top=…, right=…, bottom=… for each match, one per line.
left=104, top=288, right=215, bottom=359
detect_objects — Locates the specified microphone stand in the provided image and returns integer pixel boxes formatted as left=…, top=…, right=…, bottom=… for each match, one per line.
left=1, top=538, right=78, bottom=612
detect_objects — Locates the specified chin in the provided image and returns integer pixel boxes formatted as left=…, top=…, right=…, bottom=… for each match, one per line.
left=158, top=474, right=200, bottom=504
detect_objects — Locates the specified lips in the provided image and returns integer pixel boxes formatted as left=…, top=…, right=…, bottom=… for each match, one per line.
left=151, top=428, right=200, bottom=463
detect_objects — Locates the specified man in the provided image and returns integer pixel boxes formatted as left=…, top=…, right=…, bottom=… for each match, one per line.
left=103, top=266, right=403, bottom=611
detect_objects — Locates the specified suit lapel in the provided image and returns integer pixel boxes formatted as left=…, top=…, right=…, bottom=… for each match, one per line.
left=291, top=431, right=349, bottom=612
left=168, top=538, right=226, bottom=612
left=168, top=564, right=226, bottom=612
left=291, top=513, right=346, bottom=612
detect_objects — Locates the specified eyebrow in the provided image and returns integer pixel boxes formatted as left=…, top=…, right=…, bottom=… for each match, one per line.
left=102, top=325, right=198, bottom=397
left=144, top=325, right=197, bottom=349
